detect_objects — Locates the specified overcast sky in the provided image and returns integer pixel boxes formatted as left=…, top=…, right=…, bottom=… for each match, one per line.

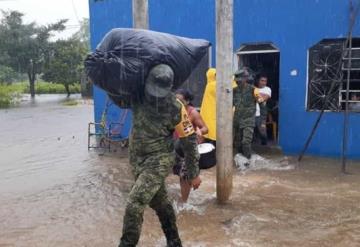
left=0, top=0, right=89, bottom=39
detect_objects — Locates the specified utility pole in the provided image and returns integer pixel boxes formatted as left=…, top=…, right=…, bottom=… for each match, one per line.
left=298, top=1, right=360, bottom=166
left=216, top=0, right=233, bottom=203
left=342, top=1, right=355, bottom=173
left=132, top=0, right=149, bottom=29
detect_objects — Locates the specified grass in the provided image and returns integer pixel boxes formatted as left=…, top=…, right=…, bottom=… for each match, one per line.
left=0, top=84, right=22, bottom=108
left=0, top=81, right=81, bottom=108
left=24, top=82, right=81, bottom=94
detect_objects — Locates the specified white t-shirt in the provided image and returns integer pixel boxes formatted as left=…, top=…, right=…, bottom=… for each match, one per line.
left=255, top=86, right=272, bottom=117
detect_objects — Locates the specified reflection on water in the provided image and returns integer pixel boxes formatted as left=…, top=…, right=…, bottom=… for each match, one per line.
left=1, top=97, right=360, bottom=246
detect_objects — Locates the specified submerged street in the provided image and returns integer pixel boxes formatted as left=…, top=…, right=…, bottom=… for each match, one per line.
left=1, top=97, right=360, bottom=247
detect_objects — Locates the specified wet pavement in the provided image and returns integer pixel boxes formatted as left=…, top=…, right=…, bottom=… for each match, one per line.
left=1, top=95, right=360, bottom=247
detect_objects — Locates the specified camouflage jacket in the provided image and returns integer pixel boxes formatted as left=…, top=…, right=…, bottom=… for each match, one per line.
left=233, top=83, right=257, bottom=128
left=111, top=93, right=200, bottom=180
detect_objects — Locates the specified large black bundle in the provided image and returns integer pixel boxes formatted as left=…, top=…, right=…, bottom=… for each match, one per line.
left=85, top=28, right=211, bottom=100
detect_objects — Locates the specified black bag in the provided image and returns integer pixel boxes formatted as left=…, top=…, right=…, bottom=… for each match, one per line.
left=84, top=28, right=210, bottom=101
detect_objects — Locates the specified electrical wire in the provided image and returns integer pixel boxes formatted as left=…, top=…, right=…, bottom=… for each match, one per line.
left=71, top=0, right=81, bottom=24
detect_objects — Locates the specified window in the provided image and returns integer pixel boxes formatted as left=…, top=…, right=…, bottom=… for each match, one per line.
left=237, top=42, right=279, bottom=55
left=307, top=38, right=360, bottom=111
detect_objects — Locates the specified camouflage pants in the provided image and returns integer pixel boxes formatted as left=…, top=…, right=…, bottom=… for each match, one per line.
left=255, top=116, right=267, bottom=145
left=233, top=126, right=254, bottom=159
left=119, top=153, right=182, bottom=247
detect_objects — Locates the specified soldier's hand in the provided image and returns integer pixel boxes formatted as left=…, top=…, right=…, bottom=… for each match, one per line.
left=191, top=176, right=201, bottom=190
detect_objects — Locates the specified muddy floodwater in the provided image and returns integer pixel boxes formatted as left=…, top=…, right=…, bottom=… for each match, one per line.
left=1, top=95, right=360, bottom=247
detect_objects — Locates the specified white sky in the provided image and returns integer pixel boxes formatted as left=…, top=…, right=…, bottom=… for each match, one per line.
left=0, top=0, right=89, bottom=39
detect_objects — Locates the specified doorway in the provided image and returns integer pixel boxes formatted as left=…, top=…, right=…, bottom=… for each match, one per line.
left=236, top=42, right=280, bottom=143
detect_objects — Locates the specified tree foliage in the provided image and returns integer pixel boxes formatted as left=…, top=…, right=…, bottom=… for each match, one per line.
left=42, top=18, right=90, bottom=96
left=0, top=11, right=90, bottom=97
left=72, top=18, right=90, bottom=49
left=0, top=10, right=67, bottom=96
left=0, top=65, right=16, bottom=84
left=42, top=38, right=88, bottom=96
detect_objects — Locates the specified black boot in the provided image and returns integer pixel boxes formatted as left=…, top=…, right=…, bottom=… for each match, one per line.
left=166, top=238, right=182, bottom=247
left=151, top=200, right=182, bottom=247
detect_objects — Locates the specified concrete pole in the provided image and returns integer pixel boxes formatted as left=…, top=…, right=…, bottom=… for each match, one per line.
left=216, top=0, right=233, bottom=203
left=132, top=0, right=149, bottom=29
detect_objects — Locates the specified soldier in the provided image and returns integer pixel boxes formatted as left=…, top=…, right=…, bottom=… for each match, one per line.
left=118, top=64, right=201, bottom=247
left=233, top=67, right=263, bottom=165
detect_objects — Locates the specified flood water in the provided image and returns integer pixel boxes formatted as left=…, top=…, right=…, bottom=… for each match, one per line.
left=1, top=95, right=360, bottom=247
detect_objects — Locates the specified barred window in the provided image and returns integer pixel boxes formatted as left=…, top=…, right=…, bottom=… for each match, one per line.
left=307, top=38, right=360, bottom=112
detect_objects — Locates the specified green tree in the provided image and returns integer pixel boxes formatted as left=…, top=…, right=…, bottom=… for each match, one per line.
left=0, top=65, right=16, bottom=84
left=0, top=10, right=67, bottom=97
left=72, top=18, right=90, bottom=50
left=42, top=38, right=88, bottom=96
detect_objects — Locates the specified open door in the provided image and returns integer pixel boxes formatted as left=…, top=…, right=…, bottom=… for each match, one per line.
left=236, top=42, right=280, bottom=143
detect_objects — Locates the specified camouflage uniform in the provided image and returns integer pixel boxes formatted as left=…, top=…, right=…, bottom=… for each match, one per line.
left=233, top=83, right=257, bottom=159
left=119, top=93, right=199, bottom=247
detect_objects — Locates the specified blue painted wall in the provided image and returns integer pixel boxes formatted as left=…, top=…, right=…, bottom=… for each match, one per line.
left=89, top=0, right=360, bottom=158
left=89, top=0, right=133, bottom=138
left=149, top=0, right=216, bottom=65
left=231, top=0, right=360, bottom=158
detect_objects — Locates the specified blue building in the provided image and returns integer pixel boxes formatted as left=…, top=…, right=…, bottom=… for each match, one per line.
left=89, top=0, right=360, bottom=158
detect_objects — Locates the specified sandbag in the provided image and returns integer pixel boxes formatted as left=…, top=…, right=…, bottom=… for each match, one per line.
left=84, top=28, right=211, bottom=100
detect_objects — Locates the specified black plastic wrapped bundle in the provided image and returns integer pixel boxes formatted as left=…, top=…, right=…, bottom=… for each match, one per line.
left=85, top=28, right=211, bottom=102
